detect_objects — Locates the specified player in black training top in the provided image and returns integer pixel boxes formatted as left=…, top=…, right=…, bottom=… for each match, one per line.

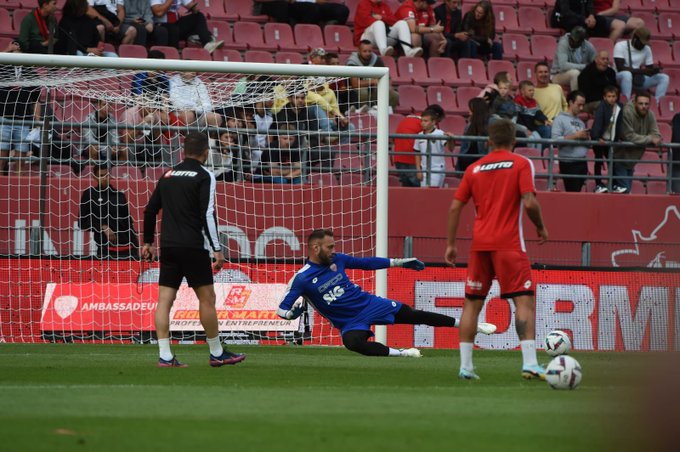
left=142, top=131, right=245, bottom=368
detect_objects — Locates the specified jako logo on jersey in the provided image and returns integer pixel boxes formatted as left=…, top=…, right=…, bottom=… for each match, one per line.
left=473, top=161, right=514, bottom=173
left=323, top=286, right=344, bottom=304
left=164, top=170, right=198, bottom=178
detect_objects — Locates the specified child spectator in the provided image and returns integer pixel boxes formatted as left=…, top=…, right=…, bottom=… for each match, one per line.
left=257, top=123, right=303, bottom=184
left=413, top=106, right=454, bottom=187
left=490, top=79, right=541, bottom=147
left=515, top=80, right=551, bottom=140
left=456, top=97, right=489, bottom=172
left=590, top=85, right=623, bottom=193
left=477, top=71, right=511, bottom=106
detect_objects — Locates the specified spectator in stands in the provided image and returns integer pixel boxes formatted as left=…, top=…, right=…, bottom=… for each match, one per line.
left=57, top=0, right=119, bottom=57
left=396, top=0, right=446, bottom=59
left=150, top=0, right=223, bottom=53
left=258, top=123, right=303, bottom=184
left=308, top=47, right=326, bottom=65
left=86, top=0, right=137, bottom=44
left=613, top=26, right=669, bottom=103
left=122, top=0, right=167, bottom=46
left=461, top=0, right=502, bottom=61
left=82, top=98, right=128, bottom=163
left=18, top=0, right=58, bottom=54
left=169, top=71, right=222, bottom=129
left=552, top=90, right=590, bottom=192
left=456, top=97, right=489, bottom=172
left=671, top=113, right=680, bottom=193
left=131, top=49, right=169, bottom=98
left=414, top=105, right=453, bottom=187
left=551, top=26, right=596, bottom=91
left=550, top=0, right=611, bottom=39
left=122, top=97, right=171, bottom=165
left=306, top=77, right=354, bottom=145
left=353, top=0, right=423, bottom=57
left=325, top=52, right=357, bottom=115
left=252, top=97, right=274, bottom=173
left=590, top=85, right=623, bottom=193
left=578, top=49, right=617, bottom=113
left=515, top=80, right=551, bottom=140
left=346, top=40, right=399, bottom=109
left=434, top=0, right=471, bottom=61
left=593, top=0, right=645, bottom=42
left=394, top=112, right=423, bottom=187
left=616, top=90, right=661, bottom=194
left=272, top=89, right=319, bottom=149
left=534, top=61, right=567, bottom=123
left=256, top=0, right=349, bottom=25
left=78, top=164, right=138, bottom=259
left=0, top=55, right=41, bottom=175
left=489, top=79, right=540, bottom=147
left=478, top=71, right=512, bottom=106
left=207, top=130, right=239, bottom=182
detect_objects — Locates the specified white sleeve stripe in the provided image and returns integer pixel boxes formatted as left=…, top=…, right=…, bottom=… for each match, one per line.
left=204, top=169, right=221, bottom=251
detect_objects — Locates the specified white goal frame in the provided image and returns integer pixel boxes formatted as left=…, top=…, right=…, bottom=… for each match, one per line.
left=0, top=52, right=392, bottom=344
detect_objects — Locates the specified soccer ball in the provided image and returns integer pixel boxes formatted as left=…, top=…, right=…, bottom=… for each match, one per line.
left=545, top=355, right=582, bottom=390
left=544, top=330, right=572, bottom=356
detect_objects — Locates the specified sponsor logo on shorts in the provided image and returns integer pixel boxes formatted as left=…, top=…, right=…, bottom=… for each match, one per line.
left=524, top=280, right=532, bottom=289
left=164, top=170, right=198, bottom=178
left=466, top=278, right=483, bottom=290
left=392, top=301, right=396, bottom=307
left=473, top=161, right=514, bottom=173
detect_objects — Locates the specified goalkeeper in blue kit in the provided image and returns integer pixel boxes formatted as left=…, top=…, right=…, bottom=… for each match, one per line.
left=277, top=229, right=496, bottom=357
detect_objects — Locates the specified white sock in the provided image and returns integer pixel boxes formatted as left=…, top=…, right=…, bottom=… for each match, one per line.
left=158, top=338, right=173, bottom=361
left=388, top=348, right=402, bottom=357
left=454, top=318, right=460, bottom=327
left=520, top=340, right=538, bottom=366
left=459, top=342, right=474, bottom=371
left=207, top=336, right=223, bottom=357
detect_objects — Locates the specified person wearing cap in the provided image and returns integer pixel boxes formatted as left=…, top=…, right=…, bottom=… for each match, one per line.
left=551, top=26, right=596, bottom=91
left=613, top=26, right=669, bottom=102
left=395, top=0, right=446, bottom=58
left=308, top=48, right=326, bottom=65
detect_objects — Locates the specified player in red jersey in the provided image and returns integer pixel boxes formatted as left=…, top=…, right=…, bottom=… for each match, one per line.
left=445, top=119, right=549, bottom=380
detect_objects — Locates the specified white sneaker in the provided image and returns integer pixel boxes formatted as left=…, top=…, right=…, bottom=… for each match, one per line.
left=187, top=34, right=201, bottom=45
left=594, top=185, right=608, bottom=193
left=399, top=347, right=422, bottom=358
left=406, top=46, right=423, bottom=57
left=204, top=40, right=224, bottom=54
left=477, top=322, right=497, bottom=335
left=612, top=185, right=628, bottom=194
left=381, top=45, right=394, bottom=57
left=356, top=104, right=370, bottom=114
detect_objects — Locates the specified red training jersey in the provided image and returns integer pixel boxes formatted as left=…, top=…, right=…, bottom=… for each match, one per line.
left=393, top=114, right=422, bottom=164
left=455, top=150, right=536, bottom=252
left=395, top=0, right=435, bottom=26
left=354, top=0, right=398, bottom=46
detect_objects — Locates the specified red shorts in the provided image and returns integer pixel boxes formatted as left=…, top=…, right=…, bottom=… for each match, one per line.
left=465, top=250, right=535, bottom=299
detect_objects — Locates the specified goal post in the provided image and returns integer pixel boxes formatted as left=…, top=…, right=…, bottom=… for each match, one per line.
left=0, top=52, right=391, bottom=345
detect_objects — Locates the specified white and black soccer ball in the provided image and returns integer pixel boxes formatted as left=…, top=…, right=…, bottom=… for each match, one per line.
left=545, top=330, right=572, bottom=356
left=545, top=355, right=582, bottom=390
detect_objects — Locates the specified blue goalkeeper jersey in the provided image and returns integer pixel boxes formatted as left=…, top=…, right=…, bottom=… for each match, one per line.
left=278, top=253, right=391, bottom=329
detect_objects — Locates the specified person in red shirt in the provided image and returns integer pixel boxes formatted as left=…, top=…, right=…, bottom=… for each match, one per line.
left=395, top=0, right=446, bottom=58
left=353, top=0, right=423, bottom=57
left=445, top=119, right=549, bottom=381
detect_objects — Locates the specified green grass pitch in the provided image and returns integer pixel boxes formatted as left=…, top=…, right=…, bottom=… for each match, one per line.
left=0, top=344, right=653, bottom=452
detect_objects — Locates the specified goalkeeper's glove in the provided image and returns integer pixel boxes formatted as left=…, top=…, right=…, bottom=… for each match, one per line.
left=390, top=257, right=425, bottom=271
left=278, top=299, right=306, bottom=320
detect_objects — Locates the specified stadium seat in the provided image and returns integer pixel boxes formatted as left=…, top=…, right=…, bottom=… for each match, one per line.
left=630, top=179, right=646, bottom=194
left=275, top=51, right=304, bottom=65
left=457, top=58, right=488, bottom=86
left=182, top=47, right=212, bottom=61
left=637, top=151, right=665, bottom=177
left=0, top=36, right=11, bottom=49
left=487, top=60, right=516, bottom=87
left=234, top=22, right=276, bottom=51
left=658, top=121, right=673, bottom=142
left=531, top=35, right=558, bottom=62
left=397, top=57, right=439, bottom=85
left=518, top=7, right=558, bottom=36
left=494, top=5, right=521, bottom=33
left=443, top=176, right=461, bottom=188
left=393, top=85, right=424, bottom=115
left=198, top=0, right=227, bottom=20
left=338, top=172, right=365, bottom=186
left=11, top=8, right=30, bottom=30
left=515, top=147, right=545, bottom=168
left=439, top=114, right=467, bottom=135
left=324, top=25, right=355, bottom=52
left=662, top=68, right=680, bottom=94
left=455, top=86, right=481, bottom=114
left=207, top=21, right=244, bottom=51
left=58, top=100, right=92, bottom=124
left=657, top=96, right=680, bottom=121
left=648, top=40, right=673, bottom=66
left=502, top=33, right=534, bottom=61
left=110, top=166, right=142, bottom=180
left=427, top=57, right=458, bottom=86
left=48, top=164, right=75, bottom=178
left=0, top=8, right=12, bottom=37
left=516, top=61, right=537, bottom=83
left=657, top=13, right=680, bottom=40
left=150, top=46, right=180, bottom=60
left=344, top=0, right=360, bottom=25
left=517, top=0, right=546, bottom=6
left=655, top=0, right=680, bottom=13
left=646, top=181, right=669, bottom=194
left=226, top=0, right=268, bottom=22
left=264, top=23, right=305, bottom=52
left=212, top=48, right=242, bottom=62
left=632, top=11, right=657, bottom=33
left=426, top=86, right=457, bottom=114
left=244, top=50, right=274, bottom=63
left=307, top=172, right=338, bottom=187
left=294, top=24, right=325, bottom=53
left=118, top=44, right=147, bottom=58
left=588, top=37, right=614, bottom=57
left=348, top=114, right=376, bottom=138
left=618, top=0, right=639, bottom=11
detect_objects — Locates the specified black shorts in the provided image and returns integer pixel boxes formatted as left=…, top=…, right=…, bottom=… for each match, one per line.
left=159, top=247, right=214, bottom=289
left=588, top=15, right=613, bottom=38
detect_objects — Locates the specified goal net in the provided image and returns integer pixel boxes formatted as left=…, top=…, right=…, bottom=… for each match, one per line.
left=0, top=53, right=391, bottom=346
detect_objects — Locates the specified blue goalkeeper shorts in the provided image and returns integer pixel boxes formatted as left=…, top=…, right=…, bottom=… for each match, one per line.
left=340, top=296, right=402, bottom=336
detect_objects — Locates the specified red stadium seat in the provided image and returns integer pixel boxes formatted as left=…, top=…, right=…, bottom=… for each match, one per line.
left=514, top=147, right=545, bottom=168
left=637, top=151, right=665, bottom=177
left=294, top=24, right=325, bottom=53
left=426, top=86, right=457, bottom=114
left=182, top=47, right=212, bottom=61
left=226, top=0, right=268, bottom=22
left=264, top=23, right=305, bottom=52
left=494, top=5, right=520, bottom=33
left=324, top=25, right=355, bottom=52
left=649, top=40, right=673, bottom=66
left=439, top=114, right=467, bottom=135
left=456, top=86, right=481, bottom=114
left=662, top=68, right=680, bottom=94
left=118, top=44, right=147, bottom=58
left=244, top=50, right=274, bottom=63
left=0, top=8, right=12, bottom=37
left=275, top=51, right=304, bottom=65
left=345, top=0, right=360, bottom=25
left=487, top=60, right=516, bottom=87
left=518, top=7, right=558, bottom=36
left=198, top=0, right=227, bottom=20
left=427, top=57, right=458, bottom=86
left=516, top=61, right=537, bottom=83
left=395, top=85, right=427, bottom=115
left=457, top=58, right=488, bottom=86
left=517, top=0, right=546, bottom=6
left=657, top=13, right=680, bottom=40
left=207, top=21, right=245, bottom=51
left=397, top=57, right=439, bottom=85
left=234, top=22, right=276, bottom=51
left=212, top=49, right=242, bottom=62
left=658, top=121, right=673, bottom=142
left=620, top=0, right=641, bottom=12
left=646, top=181, right=669, bottom=195
left=150, top=45, right=180, bottom=60
left=307, top=172, right=338, bottom=187
left=380, top=55, right=408, bottom=85
left=11, top=8, right=31, bottom=30
left=632, top=11, right=657, bottom=33
left=655, top=0, right=680, bottom=13
left=531, top=35, right=558, bottom=62
left=502, top=33, right=534, bottom=61
left=588, top=37, right=614, bottom=58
